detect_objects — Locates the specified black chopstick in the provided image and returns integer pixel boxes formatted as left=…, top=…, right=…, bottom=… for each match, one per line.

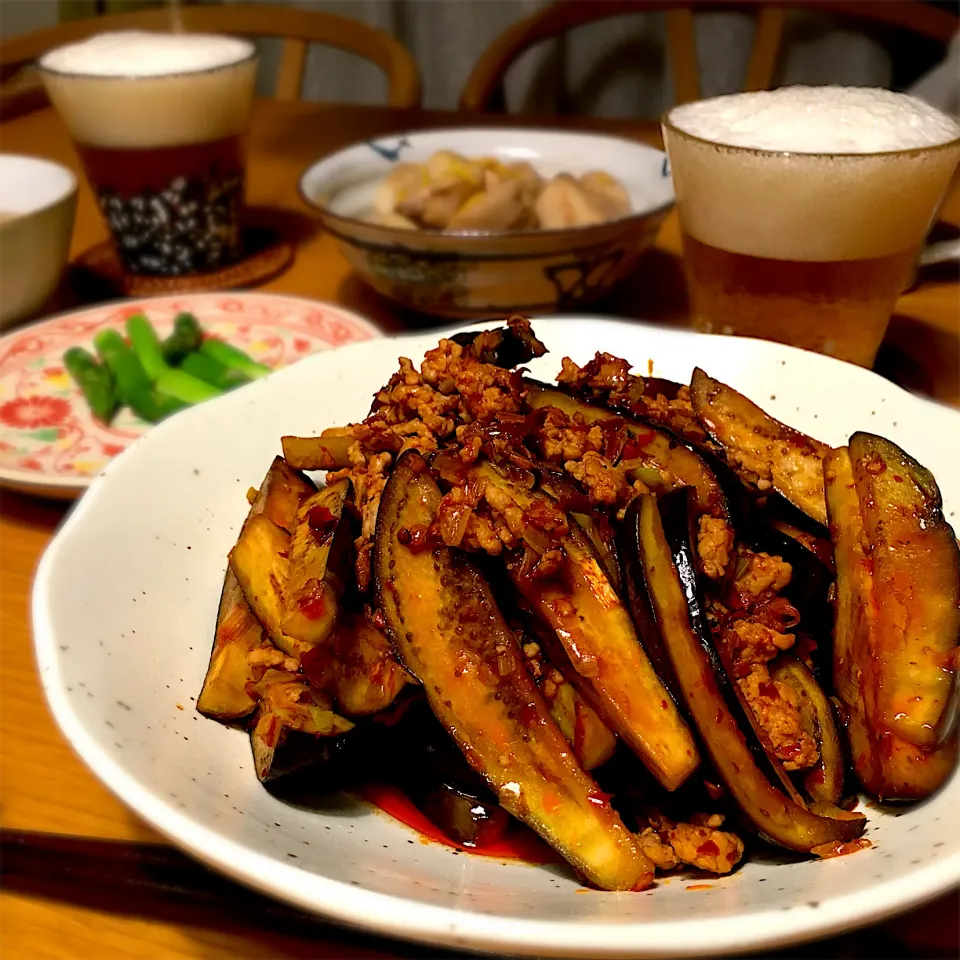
left=0, top=829, right=456, bottom=957
left=2, top=828, right=318, bottom=924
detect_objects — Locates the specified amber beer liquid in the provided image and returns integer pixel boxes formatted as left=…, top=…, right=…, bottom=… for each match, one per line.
left=39, top=32, right=257, bottom=277
left=662, top=87, right=960, bottom=367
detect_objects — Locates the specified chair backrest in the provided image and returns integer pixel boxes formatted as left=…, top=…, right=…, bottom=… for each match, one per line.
left=459, top=0, right=959, bottom=112
left=0, top=2, right=422, bottom=112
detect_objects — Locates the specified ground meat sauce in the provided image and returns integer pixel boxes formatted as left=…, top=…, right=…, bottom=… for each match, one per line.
left=641, top=813, right=745, bottom=874
left=715, top=547, right=819, bottom=771
left=556, top=352, right=707, bottom=443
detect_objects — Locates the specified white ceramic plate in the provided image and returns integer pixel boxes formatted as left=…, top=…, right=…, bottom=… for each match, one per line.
left=33, top=318, right=960, bottom=958
left=0, top=292, right=380, bottom=498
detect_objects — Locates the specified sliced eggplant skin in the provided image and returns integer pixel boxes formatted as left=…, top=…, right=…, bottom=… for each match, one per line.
left=197, top=570, right=270, bottom=721
left=258, top=456, right=316, bottom=531
left=470, top=462, right=700, bottom=792
left=571, top=510, right=622, bottom=592
left=552, top=352, right=704, bottom=443
left=530, top=466, right=622, bottom=590
left=509, top=604, right=618, bottom=771
left=653, top=492, right=809, bottom=809
left=450, top=316, right=547, bottom=369
left=766, top=495, right=834, bottom=571
left=374, top=449, right=653, bottom=891
left=546, top=675, right=617, bottom=772
left=849, top=432, right=960, bottom=748
left=524, top=380, right=729, bottom=522
left=301, top=611, right=413, bottom=717
left=418, top=780, right=510, bottom=848
left=825, top=448, right=870, bottom=712
left=281, top=433, right=353, bottom=471
left=229, top=514, right=312, bottom=660
left=249, top=668, right=354, bottom=783
left=744, top=521, right=834, bottom=660
left=280, top=479, right=351, bottom=645
left=198, top=457, right=313, bottom=720
left=826, top=446, right=958, bottom=800
left=690, top=368, right=829, bottom=526
left=770, top=656, right=845, bottom=805
left=397, top=702, right=512, bottom=848
left=632, top=488, right=865, bottom=852
left=618, top=499, right=686, bottom=708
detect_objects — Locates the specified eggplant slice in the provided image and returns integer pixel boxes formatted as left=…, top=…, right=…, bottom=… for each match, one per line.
left=197, top=457, right=314, bottom=720
left=525, top=380, right=729, bottom=522
left=848, top=433, right=960, bottom=748
left=281, top=433, right=354, bottom=471
left=374, top=449, right=653, bottom=891
left=229, top=514, right=311, bottom=659
left=690, top=369, right=829, bottom=526
left=397, top=702, right=512, bottom=849
left=249, top=669, right=354, bottom=783
left=553, top=352, right=706, bottom=444
left=301, top=611, right=413, bottom=717
left=450, top=315, right=548, bottom=368
left=197, top=569, right=272, bottom=722
left=770, top=656, right=846, bottom=805
left=743, top=517, right=834, bottom=661
left=511, top=605, right=618, bottom=771
left=826, top=443, right=958, bottom=801
left=477, top=468, right=700, bottom=791
left=627, top=488, right=864, bottom=852
left=280, top=479, right=352, bottom=646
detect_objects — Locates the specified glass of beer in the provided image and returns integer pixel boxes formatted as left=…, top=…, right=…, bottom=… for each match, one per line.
left=662, top=87, right=960, bottom=366
left=39, top=31, right=257, bottom=277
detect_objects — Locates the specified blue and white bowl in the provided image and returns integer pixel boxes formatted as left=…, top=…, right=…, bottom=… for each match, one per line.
left=299, top=128, right=674, bottom=319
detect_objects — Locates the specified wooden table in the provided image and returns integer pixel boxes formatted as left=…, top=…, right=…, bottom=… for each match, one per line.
left=1, top=100, right=958, bottom=960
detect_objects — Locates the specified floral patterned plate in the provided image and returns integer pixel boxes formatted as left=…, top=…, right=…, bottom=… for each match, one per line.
left=0, top=293, right=381, bottom=498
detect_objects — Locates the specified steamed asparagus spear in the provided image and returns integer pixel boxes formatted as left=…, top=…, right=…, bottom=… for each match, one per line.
left=63, top=347, right=119, bottom=425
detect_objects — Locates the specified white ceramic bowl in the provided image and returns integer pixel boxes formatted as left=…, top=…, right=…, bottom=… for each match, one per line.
left=300, top=129, right=674, bottom=318
left=32, top=319, right=960, bottom=957
left=0, top=153, right=77, bottom=329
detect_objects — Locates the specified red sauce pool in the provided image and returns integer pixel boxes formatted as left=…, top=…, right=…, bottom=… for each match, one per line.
left=357, top=782, right=560, bottom=864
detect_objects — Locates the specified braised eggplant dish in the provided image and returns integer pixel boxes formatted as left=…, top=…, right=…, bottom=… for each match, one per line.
left=198, top=317, right=959, bottom=891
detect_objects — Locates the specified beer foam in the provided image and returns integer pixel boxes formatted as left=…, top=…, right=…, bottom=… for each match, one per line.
left=668, top=86, right=960, bottom=153
left=40, top=31, right=254, bottom=77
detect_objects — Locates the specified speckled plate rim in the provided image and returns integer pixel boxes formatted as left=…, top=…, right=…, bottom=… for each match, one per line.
left=0, top=292, right=382, bottom=499
left=32, top=319, right=960, bottom=958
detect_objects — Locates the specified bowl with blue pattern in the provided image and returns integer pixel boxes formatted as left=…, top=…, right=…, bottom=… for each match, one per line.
left=300, top=128, right=674, bottom=319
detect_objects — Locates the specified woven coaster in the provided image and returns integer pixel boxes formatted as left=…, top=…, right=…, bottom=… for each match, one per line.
left=73, top=226, right=294, bottom=298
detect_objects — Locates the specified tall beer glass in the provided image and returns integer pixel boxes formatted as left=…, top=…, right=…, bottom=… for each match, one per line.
left=662, top=87, right=960, bottom=366
left=39, top=31, right=257, bottom=277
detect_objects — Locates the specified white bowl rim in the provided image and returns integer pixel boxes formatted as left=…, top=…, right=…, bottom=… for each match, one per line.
left=298, top=125, right=675, bottom=241
left=30, top=318, right=960, bottom=958
left=0, top=152, right=78, bottom=220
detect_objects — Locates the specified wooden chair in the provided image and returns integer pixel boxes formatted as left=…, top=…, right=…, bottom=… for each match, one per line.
left=459, top=0, right=959, bottom=112
left=0, top=3, right=422, bottom=121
